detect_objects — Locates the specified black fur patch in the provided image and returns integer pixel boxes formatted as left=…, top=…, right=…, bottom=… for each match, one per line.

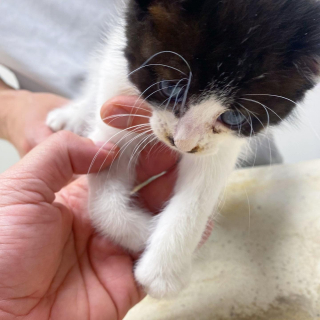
left=125, top=0, right=320, bottom=136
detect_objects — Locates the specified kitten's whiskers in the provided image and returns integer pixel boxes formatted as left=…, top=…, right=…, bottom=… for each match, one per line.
left=128, top=63, right=187, bottom=77
left=88, top=123, right=151, bottom=174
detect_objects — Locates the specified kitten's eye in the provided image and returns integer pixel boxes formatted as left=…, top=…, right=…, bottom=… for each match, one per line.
left=219, top=110, right=246, bottom=128
left=159, top=80, right=186, bottom=102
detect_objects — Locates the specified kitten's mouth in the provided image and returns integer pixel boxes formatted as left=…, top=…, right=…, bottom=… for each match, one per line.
left=188, top=146, right=200, bottom=154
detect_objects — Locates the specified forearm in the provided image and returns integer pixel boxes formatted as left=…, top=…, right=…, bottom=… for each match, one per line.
left=0, top=78, right=31, bottom=152
left=0, top=80, right=69, bottom=155
left=0, top=78, right=15, bottom=140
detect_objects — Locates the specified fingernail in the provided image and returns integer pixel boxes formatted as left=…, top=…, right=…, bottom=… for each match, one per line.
left=102, top=105, right=132, bottom=128
left=94, top=141, right=117, bottom=151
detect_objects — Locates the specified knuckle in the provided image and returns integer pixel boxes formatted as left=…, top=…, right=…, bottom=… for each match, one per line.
left=48, top=131, right=76, bottom=151
left=55, top=130, right=74, bottom=141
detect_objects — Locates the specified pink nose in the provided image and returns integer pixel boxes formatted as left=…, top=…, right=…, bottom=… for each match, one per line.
left=173, top=119, right=202, bottom=153
left=174, top=138, right=200, bottom=153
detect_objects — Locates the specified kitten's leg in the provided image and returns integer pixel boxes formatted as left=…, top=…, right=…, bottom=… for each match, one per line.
left=88, top=126, right=153, bottom=252
left=135, top=140, right=244, bottom=298
left=89, top=169, right=152, bottom=252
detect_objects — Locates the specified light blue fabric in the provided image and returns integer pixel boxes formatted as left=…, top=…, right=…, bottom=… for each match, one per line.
left=0, top=0, right=118, bottom=98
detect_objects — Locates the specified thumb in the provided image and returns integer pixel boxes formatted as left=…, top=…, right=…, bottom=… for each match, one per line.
left=2, top=131, right=119, bottom=196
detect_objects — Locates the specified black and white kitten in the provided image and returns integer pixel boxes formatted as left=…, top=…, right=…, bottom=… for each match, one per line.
left=47, top=0, right=320, bottom=298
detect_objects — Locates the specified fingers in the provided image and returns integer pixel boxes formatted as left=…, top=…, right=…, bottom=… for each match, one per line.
left=136, top=142, right=179, bottom=181
left=138, top=168, right=178, bottom=214
left=100, top=95, right=180, bottom=213
left=136, top=142, right=180, bottom=214
left=25, top=125, right=53, bottom=154
left=3, top=131, right=119, bottom=195
left=100, top=96, right=152, bottom=131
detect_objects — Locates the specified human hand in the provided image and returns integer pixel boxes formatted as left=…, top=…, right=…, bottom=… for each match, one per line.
left=0, top=132, right=128, bottom=319
left=0, top=94, right=211, bottom=319
left=0, top=117, right=181, bottom=320
left=0, top=88, right=68, bottom=156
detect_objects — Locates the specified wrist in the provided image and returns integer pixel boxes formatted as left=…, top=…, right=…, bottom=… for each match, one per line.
left=0, top=89, right=29, bottom=144
left=0, top=77, right=15, bottom=140
left=0, top=91, right=13, bottom=141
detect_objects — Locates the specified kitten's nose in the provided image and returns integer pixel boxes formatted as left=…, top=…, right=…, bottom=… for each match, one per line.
left=173, top=119, right=202, bottom=153
left=174, top=138, right=200, bottom=153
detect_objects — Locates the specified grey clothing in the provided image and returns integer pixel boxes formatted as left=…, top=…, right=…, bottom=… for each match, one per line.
left=0, top=0, right=118, bottom=98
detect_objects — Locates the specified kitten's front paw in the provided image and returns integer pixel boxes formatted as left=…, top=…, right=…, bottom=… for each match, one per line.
left=135, top=254, right=191, bottom=299
left=46, top=107, right=85, bottom=135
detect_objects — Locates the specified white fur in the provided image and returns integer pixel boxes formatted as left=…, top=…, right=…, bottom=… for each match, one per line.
left=135, top=142, right=243, bottom=297
left=46, top=8, right=246, bottom=298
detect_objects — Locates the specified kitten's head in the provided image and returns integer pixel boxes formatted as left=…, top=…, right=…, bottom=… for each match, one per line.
left=125, top=0, right=320, bottom=155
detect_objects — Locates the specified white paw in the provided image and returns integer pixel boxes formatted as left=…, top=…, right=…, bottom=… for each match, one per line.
left=46, top=107, right=85, bottom=135
left=135, top=253, right=192, bottom=299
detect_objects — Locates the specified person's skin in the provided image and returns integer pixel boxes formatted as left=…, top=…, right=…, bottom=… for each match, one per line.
left=0, top=78, right=68, bottom=155
left=0, top=84, right=212, bottom=319
left=0, top=78, right=177, bottom=212
left=0, top=85, right=180, bottom=319
left=0, top=127, right=180, bottom=320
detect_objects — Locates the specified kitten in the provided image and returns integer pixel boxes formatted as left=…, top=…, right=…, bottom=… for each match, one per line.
left=47, top=0, right=320, bottom=298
